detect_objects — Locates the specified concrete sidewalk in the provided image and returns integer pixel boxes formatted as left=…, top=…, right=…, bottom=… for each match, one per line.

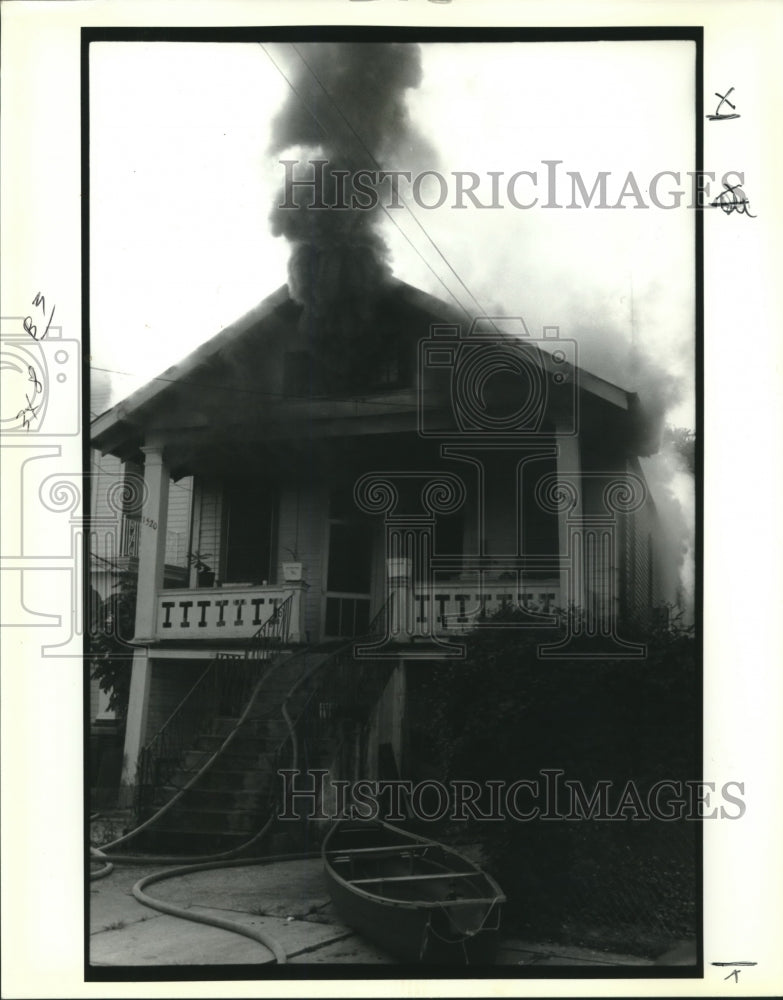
left=89, top=857, right=685, bottom=968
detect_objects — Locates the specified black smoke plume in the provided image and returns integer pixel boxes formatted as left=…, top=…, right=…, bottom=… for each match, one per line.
left=267, top=43, right=432, bottom=389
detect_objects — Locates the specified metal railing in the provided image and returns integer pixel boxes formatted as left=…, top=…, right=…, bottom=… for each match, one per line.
left=119, top=515, right=140, bottom=557
left=247, top=593, right=293, bottom=661
left=270, top=595, right=397, bottom=818
left=134, top=594, right=294, bottom=821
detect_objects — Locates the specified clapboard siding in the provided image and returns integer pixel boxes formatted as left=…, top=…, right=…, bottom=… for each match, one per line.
left=193, top=479, right=223, bottom=579
left=165, top=478, right=193, bottom=566
left=90, top=450, right=126, bottom=561
left=90, top=450, right=192, bottom=568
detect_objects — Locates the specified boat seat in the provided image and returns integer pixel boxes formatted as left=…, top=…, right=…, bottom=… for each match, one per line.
left=349, top=871, right=481, bottom=885
left=326, top=844, right=432, bottom=857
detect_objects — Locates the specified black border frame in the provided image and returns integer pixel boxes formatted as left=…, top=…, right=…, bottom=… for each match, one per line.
left=82, top=23, right=704, bottom=984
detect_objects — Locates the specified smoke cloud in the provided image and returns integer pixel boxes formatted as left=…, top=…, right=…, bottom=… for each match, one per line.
left=267, top=43, right=434, bottom=387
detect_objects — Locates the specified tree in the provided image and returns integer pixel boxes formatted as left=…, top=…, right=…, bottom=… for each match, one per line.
left=89, top=568, right=137, bottom=722
left=664, top=426, right=696, bottom=475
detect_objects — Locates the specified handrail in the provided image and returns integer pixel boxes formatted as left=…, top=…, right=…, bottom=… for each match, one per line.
left=270, top=594, right=397, bottom=817
left=134, top=590, right=392, bottom=832
left=247, top=592, right=294, bottom=659
left=290, top=592, right=394, bottom=734
left=135, top=592, right=295, bottom=821
left=140, top=659, right=216, bottom=750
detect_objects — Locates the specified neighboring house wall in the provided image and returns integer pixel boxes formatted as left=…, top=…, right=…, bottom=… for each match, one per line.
left=89, top=447, right=193, bottom=724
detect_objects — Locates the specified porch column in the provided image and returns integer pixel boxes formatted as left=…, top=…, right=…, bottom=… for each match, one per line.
left=120, top=444, right=170, bottom=797
left=133, top=445, right=170, bottom=640
left=118, top=649, right=153, bottom=803
left=555, top=429, right=582, bottom=609
left=285, top=580, right=308, bottom=643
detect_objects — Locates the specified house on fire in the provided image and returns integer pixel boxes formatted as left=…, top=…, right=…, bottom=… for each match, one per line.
left=90, top=278, right=667, bottom=847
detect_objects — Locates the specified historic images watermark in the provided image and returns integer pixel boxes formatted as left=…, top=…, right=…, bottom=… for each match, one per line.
left=279, top=158, right=748, bottom=212
left=277, top=769, right=745, bottom=823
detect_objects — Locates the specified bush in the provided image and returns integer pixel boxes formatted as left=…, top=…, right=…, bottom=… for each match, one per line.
left=89, top=570, right=137, bottom=722
left=408, top=606, right=698, bottom=954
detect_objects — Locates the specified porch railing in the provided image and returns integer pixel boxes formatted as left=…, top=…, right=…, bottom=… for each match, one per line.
left=154, top=583, right=302, bottom=641
left=134, top=594, right=293, bottom=820
left=413, top=582, right=561, bottom=634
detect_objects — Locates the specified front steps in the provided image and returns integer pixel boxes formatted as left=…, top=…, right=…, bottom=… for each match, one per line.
left=134, top=647, right=337, bottom=854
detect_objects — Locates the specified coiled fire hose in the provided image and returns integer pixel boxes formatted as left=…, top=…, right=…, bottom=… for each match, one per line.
left=90, top=650, right=336, bottom=964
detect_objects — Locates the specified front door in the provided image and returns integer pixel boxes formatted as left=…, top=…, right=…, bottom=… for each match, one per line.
left=323, top=489, right=374, bottom=638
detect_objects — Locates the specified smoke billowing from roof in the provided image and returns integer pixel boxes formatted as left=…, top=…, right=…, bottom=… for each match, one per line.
left=268, top=42, right=428, bottom=166
left=267, top=43, right=433, bottom=385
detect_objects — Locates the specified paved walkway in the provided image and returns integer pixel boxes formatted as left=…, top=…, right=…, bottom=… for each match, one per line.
left=89, top=857, right=687, bottom=968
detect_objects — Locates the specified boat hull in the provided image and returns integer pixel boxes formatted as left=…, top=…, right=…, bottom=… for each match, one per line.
left=322, top=820, right=505, bottom=964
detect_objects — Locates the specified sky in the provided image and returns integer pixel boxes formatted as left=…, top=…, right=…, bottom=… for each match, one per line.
left=89, top=39, right=696, bottom=429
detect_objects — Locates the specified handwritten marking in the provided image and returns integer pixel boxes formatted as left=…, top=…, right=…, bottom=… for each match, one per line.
left=707, top=86, right=741, bottom=121
left=16, top=393, right=40, bottom=431
left=712, top=960, right=757, bottom=983
left=13, top=362, right=43, bottom=431
left=28, top=365, right=42, bottom=394
left=23, top=290, right=56, bottom=341
left=710, top=182, right=756, bottom=217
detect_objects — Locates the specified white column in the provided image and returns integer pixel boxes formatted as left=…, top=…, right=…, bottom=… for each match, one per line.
left=133, top=445, right=170, bottom=640
left=286, top=580, right=308, bottom=643
left=120, top=444, right=170, bottom=797
left=118, top=648, right=153, bottom=802
left=555, top=430, right=582, bottom=607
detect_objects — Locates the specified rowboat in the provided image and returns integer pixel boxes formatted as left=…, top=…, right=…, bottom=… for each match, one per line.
left=322, top=818, right=506, bottom=964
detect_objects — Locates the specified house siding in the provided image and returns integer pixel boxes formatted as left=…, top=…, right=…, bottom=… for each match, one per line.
left=193, top=479, right=223, bottom=581
left=165, top=478, right=193, bottom=567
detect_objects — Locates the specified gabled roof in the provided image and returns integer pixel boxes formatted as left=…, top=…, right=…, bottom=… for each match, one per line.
left=91, top=279, right=645, bottom=468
